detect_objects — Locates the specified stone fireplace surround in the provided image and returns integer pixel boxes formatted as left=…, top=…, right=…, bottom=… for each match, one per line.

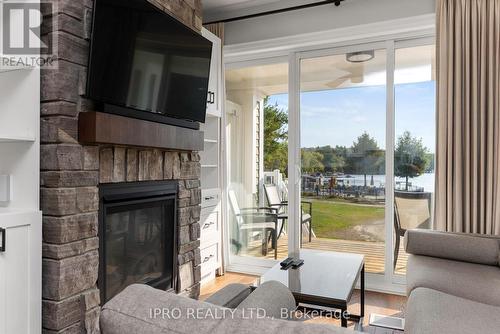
left=40, top=0, right=204, bottom=333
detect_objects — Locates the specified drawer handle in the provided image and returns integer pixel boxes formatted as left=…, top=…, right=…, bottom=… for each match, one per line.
left=202, top=221, right=215, bottom=229
left=204, top=196, right=216, bottom=201
left=203, top=254, right=214, bottom=263
left=0, top=228, right=5, bottom=252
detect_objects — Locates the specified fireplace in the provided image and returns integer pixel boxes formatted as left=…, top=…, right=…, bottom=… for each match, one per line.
left=40, top=0, right=204, bottom=331
left=98, top=181, right=178, bottom=303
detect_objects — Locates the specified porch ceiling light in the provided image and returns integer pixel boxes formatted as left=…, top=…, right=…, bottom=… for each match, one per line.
left=346, top=50, right=375, bottom=63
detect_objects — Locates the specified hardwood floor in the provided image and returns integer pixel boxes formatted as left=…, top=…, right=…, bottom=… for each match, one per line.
left=200, top=272, right=406, bottom=333
left=199, top=272, right=258, bottom=301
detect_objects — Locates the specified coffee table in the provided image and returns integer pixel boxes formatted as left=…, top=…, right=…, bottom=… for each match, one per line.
left=259, top=249, right=365, bottom=328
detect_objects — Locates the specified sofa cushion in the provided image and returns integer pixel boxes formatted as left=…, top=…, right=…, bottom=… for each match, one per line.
left=100, top=284, right=356, bottom=334
left=406, top=288, right=500, bottom=334
left=404, top=229, right=500, bottom=265
left=205, top=283, right=252, bottom=308
left=101, top=284, right=224, bottom=334
left=237, top=281, right=297, bottom=319
left=407, top=255, right=500, bottom=306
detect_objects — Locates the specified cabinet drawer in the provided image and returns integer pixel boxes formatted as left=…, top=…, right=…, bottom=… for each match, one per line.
left=200, top=243, right=219, bottom=275
left=200, top=211, right=219, bottom=242
left=201, top=189, right=220, bottom=208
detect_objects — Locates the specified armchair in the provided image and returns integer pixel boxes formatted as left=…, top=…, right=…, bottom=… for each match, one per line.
left=228, top=190, right=280, bottom=259
left=263, top=184, right=314, bottom=244
left=393, top=191, right=431, bottom=269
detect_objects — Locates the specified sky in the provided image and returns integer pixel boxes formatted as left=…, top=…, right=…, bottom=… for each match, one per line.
left=267, top=81, right=436, bottom=152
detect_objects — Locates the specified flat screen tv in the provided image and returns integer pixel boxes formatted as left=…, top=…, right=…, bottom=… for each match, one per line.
left=87, top=0, right=212, bottom=128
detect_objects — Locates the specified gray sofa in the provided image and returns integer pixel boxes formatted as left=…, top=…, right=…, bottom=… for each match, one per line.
left=404, top=229, right=500, bottom=334
left=100, top=282, right=358, bottom=334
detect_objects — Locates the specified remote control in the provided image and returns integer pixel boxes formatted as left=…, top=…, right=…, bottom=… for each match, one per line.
left=291, top=259, right=304, bottom=269
left=280, top=257, right=294, bottom=270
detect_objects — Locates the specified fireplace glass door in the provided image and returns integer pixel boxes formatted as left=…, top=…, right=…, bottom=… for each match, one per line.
left=100, top=181, right=177, bottom=302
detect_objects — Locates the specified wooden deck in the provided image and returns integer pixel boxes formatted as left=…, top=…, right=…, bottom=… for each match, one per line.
left=242, top=236, right=408, bottom=275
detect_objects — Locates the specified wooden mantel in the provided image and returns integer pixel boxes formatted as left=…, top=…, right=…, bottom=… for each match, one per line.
left=79, top=111, right=204, bottom=151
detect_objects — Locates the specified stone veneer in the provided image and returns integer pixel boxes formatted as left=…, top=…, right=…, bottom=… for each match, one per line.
left=40, top=0, right=203, bottom=333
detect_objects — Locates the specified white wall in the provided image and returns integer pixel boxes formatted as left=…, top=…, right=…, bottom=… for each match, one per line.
left=224, top=0, right=436, bottom=45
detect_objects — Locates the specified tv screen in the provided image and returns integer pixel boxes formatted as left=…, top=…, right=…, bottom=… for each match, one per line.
left=87, top=0, right=212, bottom=124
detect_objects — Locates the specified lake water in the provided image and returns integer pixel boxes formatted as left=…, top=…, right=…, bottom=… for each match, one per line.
left=333, top=173, right=435, bottom=193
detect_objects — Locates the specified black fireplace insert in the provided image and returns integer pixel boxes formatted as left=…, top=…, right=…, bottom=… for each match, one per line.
left=98, top=181, right=178, bottom=303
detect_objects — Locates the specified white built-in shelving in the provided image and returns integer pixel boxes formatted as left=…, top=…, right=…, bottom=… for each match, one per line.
left=199, top=28, right=224, bottom=284
left=0, top=36, right=42, bottom=334
left=0, top=136, right=36, bottom=143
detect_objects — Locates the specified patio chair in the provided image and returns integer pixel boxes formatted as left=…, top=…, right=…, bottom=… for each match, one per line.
left=263, top=184, right=314, bottom=245
left=393, top=191, right=432, bottom=269
left=228, top=190, right=279, bottom=259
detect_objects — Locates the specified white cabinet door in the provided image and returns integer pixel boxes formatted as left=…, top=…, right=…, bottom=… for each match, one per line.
left=0, top=211, right=41, bottom=334
left=202, top=29, right=222, bottom=117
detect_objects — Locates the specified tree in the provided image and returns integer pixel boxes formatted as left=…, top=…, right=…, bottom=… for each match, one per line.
left=351, top=132, right=379, bottom=154
left=301, top=150, right=324, bottom=174
left=263, top=97, right=288, bottom=174
left=267, top=142, right=288, bottom=173
left=424, top=153, right=435, bottom=173
left=349, top=132, right=384, bottom=187
left=315, top=146, right=346, bottom=173
left=333, top=146, right=349, bottom=173
left=395, top=131, right=429, bottom=191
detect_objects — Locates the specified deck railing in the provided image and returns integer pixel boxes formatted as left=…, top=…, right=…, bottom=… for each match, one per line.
left=262, top=169, right=288, bottom=201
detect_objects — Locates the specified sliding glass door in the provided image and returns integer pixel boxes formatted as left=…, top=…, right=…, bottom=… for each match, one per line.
left=225, top=60, right=290, bottom=268
left=393, top=42, right=436, bottom=276
left=223, top=38, right=435, bottom=290
left=287, top=40, right=435, bottom=289
left=297, top=45, right=388, bottom=274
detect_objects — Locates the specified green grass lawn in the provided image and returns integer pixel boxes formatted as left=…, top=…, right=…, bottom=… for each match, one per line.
left=302, top=198, right=385, bottom=239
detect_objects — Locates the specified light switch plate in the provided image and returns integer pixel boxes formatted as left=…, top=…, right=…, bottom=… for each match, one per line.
left=0, top=175, right=12, bottom=202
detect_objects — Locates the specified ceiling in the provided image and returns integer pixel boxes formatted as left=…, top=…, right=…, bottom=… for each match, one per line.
left=226, top=45, right=436, bottom=96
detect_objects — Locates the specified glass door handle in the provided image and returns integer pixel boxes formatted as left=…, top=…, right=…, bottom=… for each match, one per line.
left=0, top=228, right=5, bottom=252
left=295, top=165, right=301, bottom=185
left=207, top=92, right=215, bottom=104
